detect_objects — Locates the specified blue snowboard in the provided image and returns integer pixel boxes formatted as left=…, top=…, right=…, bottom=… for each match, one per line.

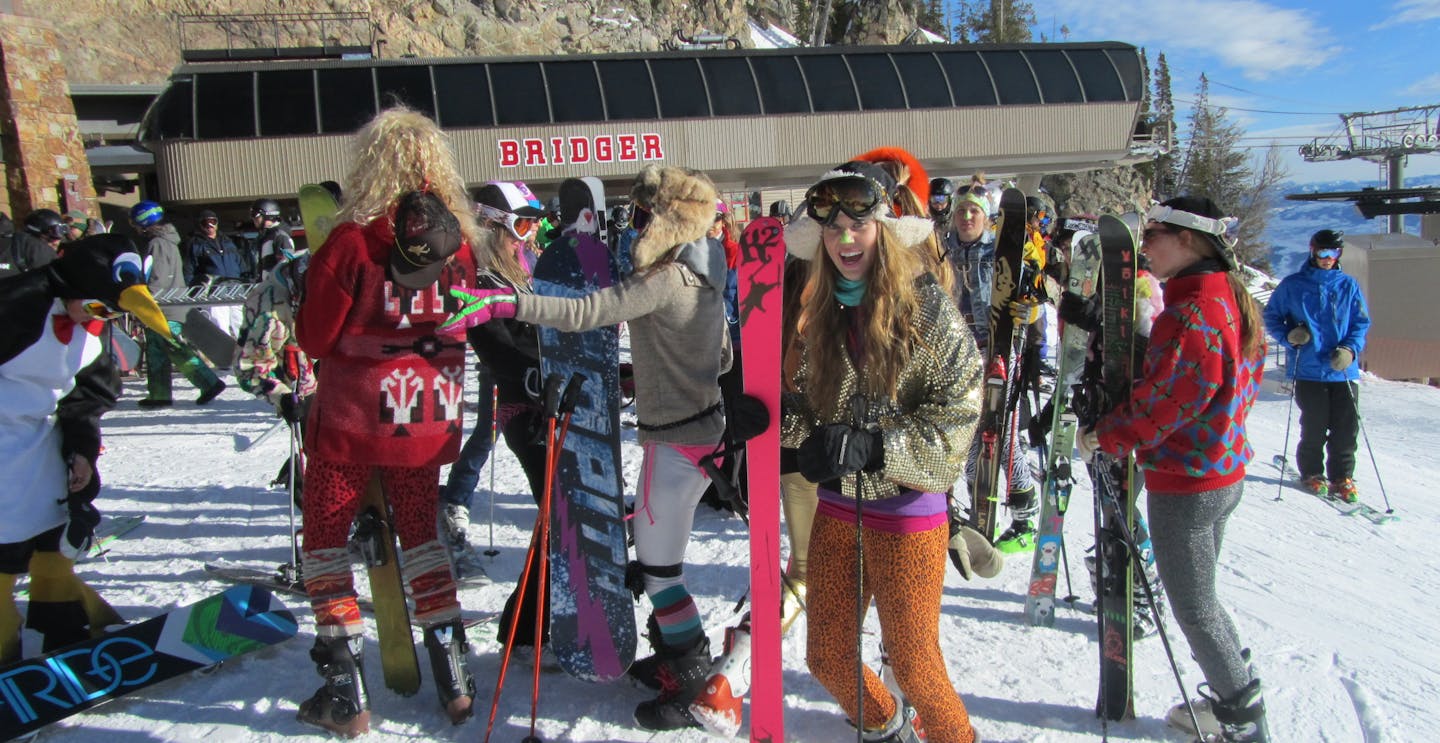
left=534, top=222, right=635, bottom=683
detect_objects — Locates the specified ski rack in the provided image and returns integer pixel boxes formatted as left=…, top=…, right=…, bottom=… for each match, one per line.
left=153, top=283, right=258, bottom=306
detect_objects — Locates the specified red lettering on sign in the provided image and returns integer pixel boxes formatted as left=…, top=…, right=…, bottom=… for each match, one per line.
left=524, top=139, right=547, bottom=166
left=618, top=134, right=637, bottom=161
left=641, top=133, right=664, bottom=160
left=568, top=137, right=590, bottom=164
left=498, top=140, right=520, bottom=168
left=595, top=136, right=614, bottom=162
left=550, top=137, right=565, bottom=165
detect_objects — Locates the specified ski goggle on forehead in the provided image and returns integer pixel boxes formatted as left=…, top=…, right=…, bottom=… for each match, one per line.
left=476, top=203, right=538, bottom=241
left=804, top=177, right=886, bottom=225
left=1144, top=204, right=1241, bottom=248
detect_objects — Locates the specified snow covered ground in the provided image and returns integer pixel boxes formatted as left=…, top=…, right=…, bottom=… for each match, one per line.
left=18, top=352, right=1439, bottom=742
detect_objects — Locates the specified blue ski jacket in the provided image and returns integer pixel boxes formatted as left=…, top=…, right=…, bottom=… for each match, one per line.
left=1262, top=261, right=1370, bottom=382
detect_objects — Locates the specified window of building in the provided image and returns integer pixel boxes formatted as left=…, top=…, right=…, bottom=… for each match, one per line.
left=750, top=56, right=809, bottom=114
left=318, top=67, right=376, bottom=134
left=798, top=55, right=858, bottom=113
left=377, top=66, right=436, bottom=118
left=258, top=69, right=318, bottom=136
left=195, top=72, right=255, bottom=139
left=651, top=59, right=710, bottom=119
left=893, top=53, right=952, bottom=109
left=1025, top=50, right=1084, bottom=103
left=983, top=50, right=1041, bottom=105
left=1105, top=48, right=1144, bottom=101
left=147, top=79, right=193, bottom=140
left=936, top=51, right=997, bottom=106
left=545, top=61, right=606, bottom=122
left=848, top=54, right=907, bottom=110
left=598, top=60, right=658, bottom=121
left=700, top=57, right=761, bottom=116
left=434, top=64, right=494, bottom=127
left=1066, top=50, right=1125, bottom=102
left=490, top=63, right=550, bottom=124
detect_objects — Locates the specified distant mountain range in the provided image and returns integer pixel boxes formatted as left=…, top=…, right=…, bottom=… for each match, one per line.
left=1265, top=179, right=1434, bottom=275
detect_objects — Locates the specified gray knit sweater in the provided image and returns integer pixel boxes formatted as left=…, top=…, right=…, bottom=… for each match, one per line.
left=515, top=238, right=731, bottom=446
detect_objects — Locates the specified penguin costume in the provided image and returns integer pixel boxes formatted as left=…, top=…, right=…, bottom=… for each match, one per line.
left=0, top=233, right=172, bottom=662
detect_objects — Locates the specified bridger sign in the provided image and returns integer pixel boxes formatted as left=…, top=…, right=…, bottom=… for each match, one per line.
left=498, top=133, right=666, bottom=168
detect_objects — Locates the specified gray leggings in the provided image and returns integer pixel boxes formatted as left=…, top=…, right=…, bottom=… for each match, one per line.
left=1146, top=481, right=1252, bottom=698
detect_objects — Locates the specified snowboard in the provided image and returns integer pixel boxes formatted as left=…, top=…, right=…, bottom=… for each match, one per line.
left=183, top=307, right=238, bottom=369
left=298, top=183, right=340, bottom=254
left=356, top=475, right=421, bottom=695
left=1087, top=214, right=1140, bottom=722
left=1024, top=231, right=1101, bottom=627
left=534, top=176, right=635, bottom=683
left=0, top=584, right=297, bottom=738
left=969, top=187, right=1029, bottom=543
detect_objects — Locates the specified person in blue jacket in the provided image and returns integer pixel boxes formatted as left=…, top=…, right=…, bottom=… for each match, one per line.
left=1262, top=229, right=1371, bottom=502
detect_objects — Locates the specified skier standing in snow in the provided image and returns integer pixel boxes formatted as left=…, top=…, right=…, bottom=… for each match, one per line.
left=1262, top=229, right=1370, bottom=503
left=0, top=234, right=174, bottom=662
left=293, top=106, right=478, bottom=736
left=783, top=161, right=982, bottom=743
left=1072, top=196, right=1270, bottom=743
left=444, top=164, right=731, bottom=731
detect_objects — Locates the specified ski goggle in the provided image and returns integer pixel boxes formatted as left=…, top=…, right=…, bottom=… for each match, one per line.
left=929, top=193, right=952, bottom=209
left=1313, top=248, right=1340, bottom=259
left=476, top=203, right=538, bottom=241
left=804, top=177, right=886, bottom=225
left=1144, top=204, right=1241, bottom=249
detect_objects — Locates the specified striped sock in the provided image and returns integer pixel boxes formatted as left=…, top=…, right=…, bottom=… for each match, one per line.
left=650, top=584, right=702, bottom=649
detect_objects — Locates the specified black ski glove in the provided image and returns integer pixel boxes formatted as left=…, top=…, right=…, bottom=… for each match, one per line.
left=277, top=394, right=302, bottom=424
left=726, top=393, right=770, bottom=444
left=1057, top=292, right=1101, bottom=333
left=797, top=424, right=883, bottom=483
left=60, top=498, right=101, bottom=561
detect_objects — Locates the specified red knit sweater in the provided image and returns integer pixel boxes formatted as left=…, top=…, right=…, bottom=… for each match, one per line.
left=296, top=219, right=474, bottom=467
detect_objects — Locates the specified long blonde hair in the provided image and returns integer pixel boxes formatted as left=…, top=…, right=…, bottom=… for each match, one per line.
left=798, top=221, right=924, bottom=420
left=337, top=106, right=480, bottom=250
left=475, top=220, right=533, bottom=289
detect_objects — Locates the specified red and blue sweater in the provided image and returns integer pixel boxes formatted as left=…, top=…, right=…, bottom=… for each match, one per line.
left=1095, top=270, right=1263, bottom=494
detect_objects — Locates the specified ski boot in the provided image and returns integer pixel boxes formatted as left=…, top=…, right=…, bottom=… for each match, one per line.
left=994, top=519, right=1037, bottom=554
left=422, top=618, right=476, bottom=725
left=1301, top=474, right=1329, bottom=497
left=859, top=700, right=925, bottom=743
left=689, top=618, right=751, bottom=737
left=1169, top=649, right=1257, bottom=738
left=440, top=504, right=488, bottom=582
left=633, top=623, right=712, bottom=731
left=1202, top=678, right=1270, bottom=742
left=297, top=635, right=370, bottom=738
left=627, top=613, right=666, bottom=691
left=1330, top=478, right=1358, bottom=504
left=351, top=507, right=387, bottom=568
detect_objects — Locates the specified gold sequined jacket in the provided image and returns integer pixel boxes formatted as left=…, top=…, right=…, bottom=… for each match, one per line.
left=781, top=275, right=984, bottom=501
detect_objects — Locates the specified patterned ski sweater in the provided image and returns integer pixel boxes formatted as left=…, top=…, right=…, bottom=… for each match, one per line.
left=1095, top=270, right=1263, bottom=494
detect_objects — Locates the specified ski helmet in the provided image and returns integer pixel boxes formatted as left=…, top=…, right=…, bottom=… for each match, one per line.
left=928, top=177, right=956, bottom=219
left=250, top=198, right=282, bottom=220
left=130, top=201, right=165, bottom=229
left=1311, top=229, right=1344, bottom=256
left=769, top=200, right=791, bottom=219
left=24, top=208, right=67, bottom=240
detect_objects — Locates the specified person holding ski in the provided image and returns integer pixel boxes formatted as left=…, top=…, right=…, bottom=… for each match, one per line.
left=0, top=233, right=174, bottom=663
left=1072, top=196, right=1270, bottom=743
left=1262, top=229, right=1370, bottom=503
left=293, top=106, right=478, bottom=736
left=782, top=160, right=982, bottom=743
left=443, top=164, right=731, bottom=731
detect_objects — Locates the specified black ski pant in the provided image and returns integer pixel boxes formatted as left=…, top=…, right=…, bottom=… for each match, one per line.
left=496, top=408, right=552, bottom=648
left=1294, top=380, right=1360, bottom=483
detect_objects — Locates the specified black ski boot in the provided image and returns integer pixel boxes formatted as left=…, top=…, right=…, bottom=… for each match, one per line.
left=423, top=618, right=475, bottom=725
left=297, top=635, right=370, bottom=738
left=633, top=628, right=712, bottom=731
left=858, top=702, right=926, bottom=743
left=1203, top=678, right=1270, bottom=743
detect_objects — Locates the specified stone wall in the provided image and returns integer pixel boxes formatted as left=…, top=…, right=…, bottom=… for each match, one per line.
left=0, top=12, right=98, bottom=221
left=1042, top=166, right=1153, bottom=220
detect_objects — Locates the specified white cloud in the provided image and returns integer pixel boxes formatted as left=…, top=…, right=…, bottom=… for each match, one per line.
left=1048, top=0, right=1337, bottom=79
left=1401, top=72, right=1440, bottom=96
left=1371, top=0, right=1440, bottom=30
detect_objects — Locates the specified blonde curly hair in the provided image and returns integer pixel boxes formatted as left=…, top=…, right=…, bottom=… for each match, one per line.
left=336, top=106, right=480, bottom=251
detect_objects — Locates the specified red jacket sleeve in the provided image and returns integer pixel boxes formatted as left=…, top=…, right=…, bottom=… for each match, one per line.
left=295, top=224, right=359, bottom=359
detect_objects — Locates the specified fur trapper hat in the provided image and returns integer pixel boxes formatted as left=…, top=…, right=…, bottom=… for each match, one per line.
left=629, top=164, right=719, bottom=270
left=784, top=161, right=935, bottom=261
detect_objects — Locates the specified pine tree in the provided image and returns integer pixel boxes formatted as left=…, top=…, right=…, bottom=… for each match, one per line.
left=1151, top=52, right=1179, bottom=198
left=954, top=0, right=1036, bottom=43
left=916, top=0, right=946, bottom=32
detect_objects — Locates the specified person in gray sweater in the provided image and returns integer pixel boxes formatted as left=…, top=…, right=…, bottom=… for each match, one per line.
left=444, top=164, right=731, bottom=731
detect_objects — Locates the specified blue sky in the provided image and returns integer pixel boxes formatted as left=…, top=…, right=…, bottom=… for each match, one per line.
left=1005, top=0, right=1440, bottom=184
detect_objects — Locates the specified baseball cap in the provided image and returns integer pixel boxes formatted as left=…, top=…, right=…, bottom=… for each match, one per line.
left=389, top=191, right=462, bottom=291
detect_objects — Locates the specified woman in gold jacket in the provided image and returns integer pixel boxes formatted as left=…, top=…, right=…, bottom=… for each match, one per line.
left=781, top=160, right=984, bottom=743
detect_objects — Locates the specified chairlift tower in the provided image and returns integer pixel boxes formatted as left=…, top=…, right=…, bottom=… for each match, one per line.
left=1299, top=104, right=1440, bottom=232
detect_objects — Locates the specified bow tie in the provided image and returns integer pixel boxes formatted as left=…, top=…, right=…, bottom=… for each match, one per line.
left=53, top=314, right=105, bottom=345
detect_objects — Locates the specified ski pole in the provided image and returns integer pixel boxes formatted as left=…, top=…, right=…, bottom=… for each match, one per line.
left=1091, top=457, right=1204, bottom=737
left=484, top=379, right=500, bottom=558
left=1344, top=381, right=1394, bottom=514
left=283, top=347, right=303, bottom=582
left=1088, top=455, right=1110, bottom=741
left=1273, top=357, right=1298, bottom=502
left=484, top=373, right=564, bottom=743
left=847, top=394, right=870, bottom=743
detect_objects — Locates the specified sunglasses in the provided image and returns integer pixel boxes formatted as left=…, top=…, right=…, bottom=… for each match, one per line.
left=1314, top=248, right=1340, bottom=259
left=476, top=203, right=538, bottom=241
left=804, top=177, right=885, bottom=225
left=1141, top=226, right=1173, bottom=243
left=200, top=219, right=218, bottom=227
